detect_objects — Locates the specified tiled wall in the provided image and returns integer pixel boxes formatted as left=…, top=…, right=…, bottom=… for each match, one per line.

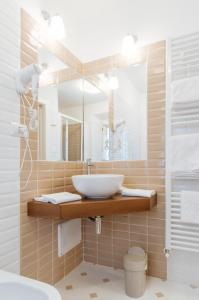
left=20, top=8, right=166, bottom=282
left=20, top=160, right=83, bottom=283
left=68, top=124, right=82, bottom=161
left=83, top=41, right=166, bottom=279
left=20, top=10, right=83, bottom=283
left=0, top=0, right=20, bottom=273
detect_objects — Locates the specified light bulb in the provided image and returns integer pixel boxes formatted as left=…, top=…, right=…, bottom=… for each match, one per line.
left=109, top=76, right=119, bottom=90
left=122, top=34, right=137, bottom=57
left=49, top=15, right=65, bottom=40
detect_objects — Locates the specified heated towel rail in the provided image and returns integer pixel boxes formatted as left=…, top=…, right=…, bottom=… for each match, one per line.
left=166, top=32, right=199, bottom=253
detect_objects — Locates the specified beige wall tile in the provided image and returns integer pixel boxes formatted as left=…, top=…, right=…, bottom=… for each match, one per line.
left=83, top=41, right=166, bottom=279
left=20, top=9, right=83, bottom=284
left=20, top=8, right=166, bottom=282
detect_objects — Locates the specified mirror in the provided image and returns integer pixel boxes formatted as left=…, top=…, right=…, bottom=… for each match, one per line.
left=84, top=63, right=147, bottom=161
left=38, top=47, right=83, bottom=161
left=37, top=47, right=147, bottom=162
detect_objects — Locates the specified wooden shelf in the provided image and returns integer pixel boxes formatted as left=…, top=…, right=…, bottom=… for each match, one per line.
left=28, top=194, right=157, bottom=219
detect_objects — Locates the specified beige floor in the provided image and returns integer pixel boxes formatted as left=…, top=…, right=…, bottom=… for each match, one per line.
left=55, top=262, right=199, bottom=300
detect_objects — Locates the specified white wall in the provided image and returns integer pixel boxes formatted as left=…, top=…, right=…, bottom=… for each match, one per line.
left=168, top=250, right=199, bottom=285
left=15, top=0, right=199, bottom=62
left=62, top=102, right=107, bottom=161
left=39, top=86, right=61, bottom=161
left=84, top=101, right=108, bottom=161
left=0, top=0, right=20, bottom=273
left=62, top=105, right=83, bottom=122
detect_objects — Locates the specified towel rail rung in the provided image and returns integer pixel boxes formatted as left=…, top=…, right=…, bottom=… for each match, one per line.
left=167, top=33, right=199, bottom=254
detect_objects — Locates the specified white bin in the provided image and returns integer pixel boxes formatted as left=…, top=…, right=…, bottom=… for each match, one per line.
left=123, top=247, right=147, bottom=298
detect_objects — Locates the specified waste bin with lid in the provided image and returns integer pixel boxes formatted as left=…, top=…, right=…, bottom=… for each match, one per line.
left=123, top=247, right=147, bottom=298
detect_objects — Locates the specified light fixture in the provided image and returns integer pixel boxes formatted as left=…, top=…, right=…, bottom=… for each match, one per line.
left=49, top=15, right=65, bottom=40
left=41, top=10, right=65, bottom=41
left=108, top=76, right=119, bottom=90
left=122, top=34, right=138, bottom=57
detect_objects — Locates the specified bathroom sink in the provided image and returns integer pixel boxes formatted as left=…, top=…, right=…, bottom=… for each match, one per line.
left=0, top=270, right=61, bottom=300
left=72, top=174, right=124, bottom=198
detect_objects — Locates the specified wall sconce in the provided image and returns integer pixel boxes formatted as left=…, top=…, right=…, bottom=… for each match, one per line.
left=122, top=34, right=138, bottom=57
left=41, top=10, right=66, bottom=41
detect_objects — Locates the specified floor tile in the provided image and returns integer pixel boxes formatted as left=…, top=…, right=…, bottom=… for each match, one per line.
left=55, top=262, right=199, bottom=300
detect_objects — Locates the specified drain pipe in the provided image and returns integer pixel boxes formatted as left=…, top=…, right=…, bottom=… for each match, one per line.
left=95, top=216, right=102, bottom=234
left=88, top=216, right=103, bottom=234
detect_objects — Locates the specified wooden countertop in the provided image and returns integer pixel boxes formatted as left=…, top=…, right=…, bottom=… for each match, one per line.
left=27, top=194, right=157, bottom=219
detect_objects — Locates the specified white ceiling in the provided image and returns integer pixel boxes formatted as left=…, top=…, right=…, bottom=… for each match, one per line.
left=58, top=80, right=83, bottom=109
left=58, top=79, right=106, bottom=109
left=58, top=64, right=146, bottom=109
left=16, top=0, right=199, bottom=62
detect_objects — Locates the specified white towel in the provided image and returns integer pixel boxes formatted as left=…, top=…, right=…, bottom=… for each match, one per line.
left=34, top=192, right=81, bottom=204
left=172, top=76, right=199, bottom=104
left=120, top=187, right=155, bottom=198
left=171, top=133, right=199, bottom=174
left=181, top=191, right=199, bottom=224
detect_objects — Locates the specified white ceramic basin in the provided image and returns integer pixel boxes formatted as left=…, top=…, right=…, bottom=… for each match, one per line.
left=0, top=270, right=61, bottom=300
left=72, top=174, right=124, bottom=198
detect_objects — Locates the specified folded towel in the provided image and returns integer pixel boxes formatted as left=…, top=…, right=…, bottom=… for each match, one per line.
left=34, top=192, right=81, bottom=204
left=120, top=187, right=155, bottom=198
left=181, top=191, right=199, bottom=224
left=172, top=76, right=199, bottom=104
left=171, top=133, right=199, bottom=174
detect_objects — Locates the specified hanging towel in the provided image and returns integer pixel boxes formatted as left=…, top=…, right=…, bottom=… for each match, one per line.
left=34, top=192, right=81, bottom=204
left=171, top=133, right=199, bottom=175
left=120, top=187, right=155, bottom=198
left=172, top=76, right=199, bottom=104
left=181, top=191, right=199, bottom=224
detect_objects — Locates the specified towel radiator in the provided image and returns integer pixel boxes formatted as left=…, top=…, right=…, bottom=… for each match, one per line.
left=166, top=32, right=199, bottom=253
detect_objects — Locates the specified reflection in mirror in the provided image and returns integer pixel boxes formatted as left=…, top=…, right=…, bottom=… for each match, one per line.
left=38, top=47, right=83, bottom=161
left=84, top=63, right=147, bottom=161
left=58, top=79, right=83, bottom=161
left=38, top=46, right=67, bottom=73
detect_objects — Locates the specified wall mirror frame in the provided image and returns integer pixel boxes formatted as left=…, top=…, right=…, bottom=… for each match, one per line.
left=27, top=9, right=149, bottom=163
left=21, top=9, right=166, bottom=280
